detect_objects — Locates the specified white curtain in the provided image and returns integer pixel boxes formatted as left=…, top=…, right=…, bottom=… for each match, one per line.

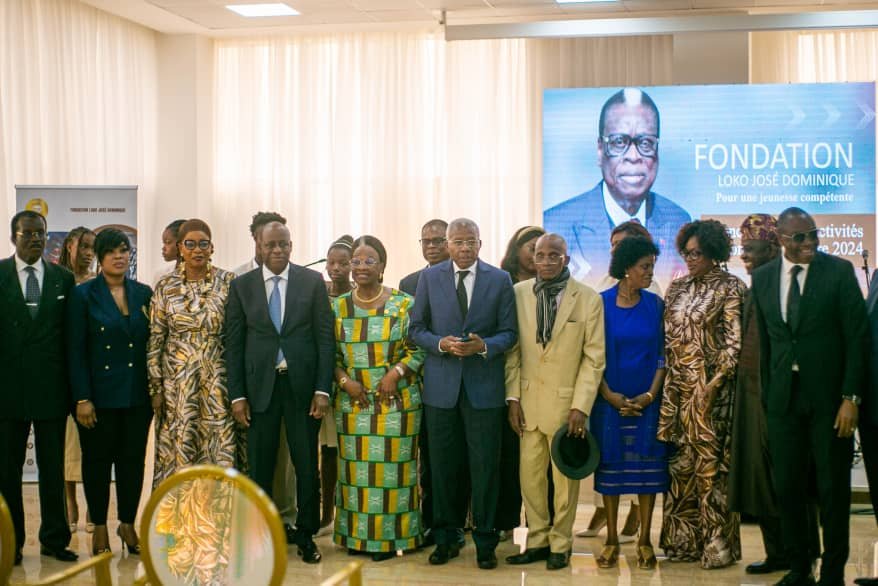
left=213, top=32, right=672, bottom=282
left=751, top=29, right=878, bottom=83
left=0, top=0, right=157, bottom=263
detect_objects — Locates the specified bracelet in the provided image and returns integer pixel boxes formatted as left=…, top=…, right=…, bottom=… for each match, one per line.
left=394, top=365, right=405, bottom=378
left=645, top=391, right=655, bottom=403
left=339, top=376, right=349, bottom=387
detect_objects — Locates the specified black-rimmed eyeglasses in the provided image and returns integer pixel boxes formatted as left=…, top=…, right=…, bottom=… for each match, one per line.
left=602, top=134, right=659, bottom=158
left=780, top=229, right=819, bottom=244
left=182, top=239, right=211, bottom=250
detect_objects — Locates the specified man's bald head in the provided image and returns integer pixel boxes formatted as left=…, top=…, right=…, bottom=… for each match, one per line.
left=534, top=233, right=569, bottom=280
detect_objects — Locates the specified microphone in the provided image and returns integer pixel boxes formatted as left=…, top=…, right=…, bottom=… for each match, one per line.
left=862, top=249, right=870, bottom=288
left=305, top=257, right=326, bottom=268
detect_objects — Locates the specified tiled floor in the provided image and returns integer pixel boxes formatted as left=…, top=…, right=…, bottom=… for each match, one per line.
left=11, top=483, right=878, bottom=585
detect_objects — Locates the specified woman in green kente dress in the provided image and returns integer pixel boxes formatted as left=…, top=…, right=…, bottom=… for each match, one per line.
left=332, top=235, right=425, bottom=562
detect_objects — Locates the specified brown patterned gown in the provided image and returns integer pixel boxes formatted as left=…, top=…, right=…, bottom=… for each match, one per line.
left=657, top=266, right=745, bottom=569
left=147, top=264, right=245, bottom=486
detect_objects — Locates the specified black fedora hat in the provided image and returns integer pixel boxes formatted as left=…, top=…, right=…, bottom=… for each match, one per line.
left=550, top=424, right=600, bottom=480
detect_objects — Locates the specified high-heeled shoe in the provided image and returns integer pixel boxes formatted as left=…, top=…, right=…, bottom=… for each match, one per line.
left=637, top=545, right=657, bottom=569
left=117, top=526, right=141, bottom=555
left=576, top=509, right=607, bottom=538
left=596, top=544, right=620, bottom=569
left=91, top=530, right=112, bottom=556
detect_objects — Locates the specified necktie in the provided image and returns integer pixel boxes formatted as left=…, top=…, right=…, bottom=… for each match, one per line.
left=269, top=276, right=284, bottom=365
left=24, top=266, right=40, bottom=318
left=787, top=265, right=802, bottom=331
left=456, top=270, right=470, bottom=319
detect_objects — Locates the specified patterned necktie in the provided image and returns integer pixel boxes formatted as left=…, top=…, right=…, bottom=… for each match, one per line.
left=269, top=276, right=284, bottom=365
left=456, top=270, right=470, bottom=319
left=787, top=265, right=802, bottom=331
left=24, top=266, right=40, bottom=318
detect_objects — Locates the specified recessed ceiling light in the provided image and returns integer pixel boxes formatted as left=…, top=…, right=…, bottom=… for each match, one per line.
left=226, top=3, right=300, bottom=17
left=556, top=0, right=618, bottom=3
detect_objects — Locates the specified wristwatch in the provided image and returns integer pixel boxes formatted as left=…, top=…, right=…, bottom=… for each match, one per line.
left=842, top=394, right=862, bottom=406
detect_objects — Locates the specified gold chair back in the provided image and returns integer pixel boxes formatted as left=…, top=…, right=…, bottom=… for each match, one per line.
left=0, top=494, right=15, bottom=585
left=139, top=465, right=287, bottom=586
left=320, top=561, right=364, bottom=586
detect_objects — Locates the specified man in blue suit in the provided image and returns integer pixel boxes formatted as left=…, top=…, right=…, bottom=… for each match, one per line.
left=544, top=88, right=690, bottom=290
left=410, top=217, right=517, bottom=570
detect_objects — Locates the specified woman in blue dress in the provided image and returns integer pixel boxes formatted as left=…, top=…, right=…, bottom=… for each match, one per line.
left=590, top=236, right=668, bottom=570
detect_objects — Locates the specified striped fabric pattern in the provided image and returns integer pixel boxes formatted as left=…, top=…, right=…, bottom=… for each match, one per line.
left=332, top=290, right=425, bottom=552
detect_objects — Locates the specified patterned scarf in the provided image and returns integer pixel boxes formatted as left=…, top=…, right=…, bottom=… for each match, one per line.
left=533, top=267, right=570, bottom=347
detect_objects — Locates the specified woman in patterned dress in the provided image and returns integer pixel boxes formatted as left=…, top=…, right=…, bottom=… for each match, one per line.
left=147, top=219, right=244, bottom=486
left=332, top=235, right=425, bottom=562
left=657, top=219, right=745, bottom=569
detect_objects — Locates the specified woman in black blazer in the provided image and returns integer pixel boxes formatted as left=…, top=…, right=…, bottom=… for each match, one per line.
left=66, top=229, right=153, bottom=555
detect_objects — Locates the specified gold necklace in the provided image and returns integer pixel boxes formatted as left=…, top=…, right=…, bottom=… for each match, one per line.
left=354, top=286, right=384, bottom=304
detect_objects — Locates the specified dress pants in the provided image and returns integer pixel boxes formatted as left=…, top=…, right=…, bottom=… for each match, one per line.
left=272, top=423, right=297, bottom=527
left=768, top=375, right=853, bottom=585
left=425, top=384, right=503, bottom=552
left=0, top=417, right=70, bottom=551
left=496, top=405, right=522, bottom=532
left=247, top=372, right=320, bottom=542
left=758, top=507, right=820, bottom=564
left=520, top=426, right=579, bottom=553
left=77, top=406, right=152, bottom=524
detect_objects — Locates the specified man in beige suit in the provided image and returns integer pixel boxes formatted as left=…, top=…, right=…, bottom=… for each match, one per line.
left=505, top=233, right=605, bottom=570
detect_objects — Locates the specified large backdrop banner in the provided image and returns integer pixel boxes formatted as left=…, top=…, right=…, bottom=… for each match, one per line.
left=543, top=82, right=876, bottom=292
left=15, top=184, right=138, bottom=481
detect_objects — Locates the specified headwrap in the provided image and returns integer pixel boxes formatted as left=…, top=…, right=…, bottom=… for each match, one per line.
left=739, top=214, right=778, bottom=243
left=533, top=266, right=570, bottom=347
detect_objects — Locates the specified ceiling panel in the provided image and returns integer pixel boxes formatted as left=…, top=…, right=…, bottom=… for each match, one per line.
left=124, top=0, right=878, bottom=34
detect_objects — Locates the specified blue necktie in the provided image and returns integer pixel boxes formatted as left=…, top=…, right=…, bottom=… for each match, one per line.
left=269, top=276, right=284, bottom=365
left=24, top=266, right=40, bottom=318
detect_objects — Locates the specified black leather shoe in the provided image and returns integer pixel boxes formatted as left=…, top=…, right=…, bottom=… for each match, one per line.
left=477, top=549, right=498, bottom=570
left=747, top=558, right=791, bottom=574
left=775, top=571, right=817, bottom=586
left=547, top=550, right=571, bottom=570
left=429, top=544, right=460, bottom=565
left=854, top=578, right=878, bottom=586
left=14, top=550, right=22, bottom=565
left=284, top=523, right=297, bottom=545
left=506, top=546, right=550, bottom=565
left=372, top=551, right=395, bottom=562
left=40, top=545, right=78, bottom=562
left=297, top=540, right=322, bottom=564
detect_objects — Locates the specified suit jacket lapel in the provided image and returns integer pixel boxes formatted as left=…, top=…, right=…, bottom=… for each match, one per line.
left=544, top=281, right=578, bottom=353
left=794, top=254, right=823, bottom=334
left=0, top=258, right=26, bottom=309
left=438, top=262, right=463, bottom=324
left=36, top=260, right=63, bottom=321
left=281, top=263, right=297, bottom=332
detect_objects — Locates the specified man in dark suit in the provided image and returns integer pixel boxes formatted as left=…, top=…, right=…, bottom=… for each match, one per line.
left=752, top=207, right=867, bottom=586
left=410, top=217, right=517, bottom=570
left=855, top=274, right=878, bottom=586
left=543, top=87, right=689, bottom=289
left=224, top=221, right=335, bottom=564
left=0, top=210, right=77, bottom=564
left=399, top=219, right=449, bottom=296
left=399, top=218, right=451, bottom=545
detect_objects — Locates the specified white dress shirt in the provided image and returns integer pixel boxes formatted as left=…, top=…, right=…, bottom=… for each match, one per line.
left=261, top=263, right=329, bottom=398
left=780, top=255, right=809, bottom=372
left=15, top=255, right=45, bottom=298
left=263, top=264, right=290, bottom=369
left=603, top=182, right=646, bottom=227
left=453, top=259, right=477, bottom=308
left=779, top=255, right=809, bottom=323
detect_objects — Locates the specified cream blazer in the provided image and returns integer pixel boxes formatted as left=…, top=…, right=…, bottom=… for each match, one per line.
left=505, top=277, right=605, bottom=433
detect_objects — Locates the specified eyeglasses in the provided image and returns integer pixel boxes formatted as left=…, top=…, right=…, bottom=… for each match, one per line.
left=420, top=237, right=447, bottom=247
left=182, top=239, right=211, bottom=250
left=602, top=134, right=659, bottom=158
left=534, top=253, right=564, bottom=265
left=15, top=230, right=46, bottom=241
left=350, top=258, right=379, bottom=267
left=449, top=239, right=480, bottom=249
left=780, top=229, right=819, bottom=244
left=682, top=248, right=703, bottom=261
